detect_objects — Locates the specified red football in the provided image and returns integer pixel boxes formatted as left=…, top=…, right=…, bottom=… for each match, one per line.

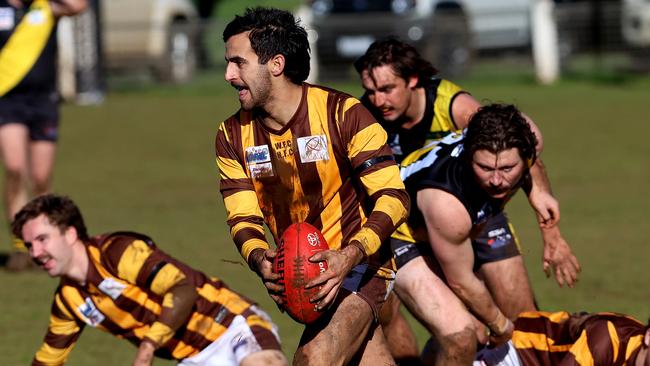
left=273, top=222, right=329, bottom=324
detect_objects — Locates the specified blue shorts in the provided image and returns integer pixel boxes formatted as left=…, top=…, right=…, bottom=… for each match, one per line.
left=0, top=91, right=60, bottom=142
left=340, top=263, right=392, bottom=322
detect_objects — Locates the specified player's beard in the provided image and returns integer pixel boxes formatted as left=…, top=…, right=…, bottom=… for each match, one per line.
left=241, top=67, right=272, bottom=111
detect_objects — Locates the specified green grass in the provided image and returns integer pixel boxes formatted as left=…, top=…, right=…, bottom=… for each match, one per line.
left=1, top=63, right=649, bottom=365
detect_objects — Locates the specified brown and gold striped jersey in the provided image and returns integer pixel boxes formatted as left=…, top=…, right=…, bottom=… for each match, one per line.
left=514, top=311, right=647, bottom=366
left=216, top=83, right=409, bottom=277
left=32, top=232, right=274, bottom=365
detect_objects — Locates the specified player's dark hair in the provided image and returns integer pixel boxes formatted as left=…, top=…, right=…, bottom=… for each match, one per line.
left=463, top=104, right=537, bottom=166
left=354, top=37, right=438, bottom=87
left=223, top=7, right=310, bottom=85
left=12, top=194, right=89, bottom=241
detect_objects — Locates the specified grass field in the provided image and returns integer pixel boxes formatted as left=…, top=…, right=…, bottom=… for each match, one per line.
left=1, top=58, right=649, bottom=365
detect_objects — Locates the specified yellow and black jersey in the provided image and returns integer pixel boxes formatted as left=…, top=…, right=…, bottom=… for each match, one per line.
left=32, top=232, right=273, bottom=365
left=392, top=131, right=507, bottom=244
left=0, top=0, right=58, bottom=96
left=514, top=311, right=647, bottom=366
left=215, top=83, right=409, bottom=277
left=361, top=78, right=466, bottom=163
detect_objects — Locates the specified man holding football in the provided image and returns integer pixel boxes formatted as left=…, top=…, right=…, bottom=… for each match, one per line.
left=216, top=7, right=409, bottom=366
left=13, top=194, right=288, bottom=366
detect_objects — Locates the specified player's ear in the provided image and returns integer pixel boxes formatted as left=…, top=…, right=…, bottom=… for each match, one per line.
left=64, top=226, right=78, bottom=244
left=269, top=54, right=285, bottom=77
left=407, top=75, right=418, bottom=89
left=644, top=327, right=650, bottom=347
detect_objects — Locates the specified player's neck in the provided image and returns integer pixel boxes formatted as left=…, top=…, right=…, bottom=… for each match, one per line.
left=260, top=81, right=303, bottom=130
left=65, top=241, right=89, bottom=285
left=401, top=87, right=426, bottom=129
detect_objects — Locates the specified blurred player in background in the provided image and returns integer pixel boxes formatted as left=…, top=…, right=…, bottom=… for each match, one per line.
left=473, top=310, right=650, bottom=366
left=217, top=7, right=409, bottom=365
left=0, top=0, right=87, bottom=270
left=355, top=39, right=580, bottom=363
left=13, top=194, right=288, bottom=366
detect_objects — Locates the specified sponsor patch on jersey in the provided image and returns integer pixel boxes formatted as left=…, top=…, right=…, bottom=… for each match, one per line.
left=297, top=135, right=329, bottom=163
left=78, top=297, right=105, bottom=327
left=27, top=8, right=46, bottom=25
left=246, top=145, right=274, bottom=178
left=0, top=8, right=14, bottom=30
left=98, top=278, right=127, bottom=300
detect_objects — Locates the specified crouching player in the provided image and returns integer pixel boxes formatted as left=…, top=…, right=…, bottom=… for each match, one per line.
left=13, top=194, right=288, bottom=366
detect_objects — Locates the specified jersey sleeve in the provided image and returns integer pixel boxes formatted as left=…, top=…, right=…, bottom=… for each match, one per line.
left=215, top=120, right=269, bottom=264
left=339, top=100, right=410, bottom=256
left=32, top=290, right=85, bottom=366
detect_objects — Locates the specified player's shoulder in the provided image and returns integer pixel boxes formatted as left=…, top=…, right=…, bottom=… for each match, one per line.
left=94, top=231, right=156, bottom=256
left=304, top=82, right=360, bottom=106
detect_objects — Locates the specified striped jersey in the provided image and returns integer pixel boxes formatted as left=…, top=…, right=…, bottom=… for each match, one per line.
left=393, top=131, right=510, bottom=244
left=514, top=311, right=647, bottom=366
left=361, top=78, right=466, bottom=162
left=0, top=0, right=58, bottom=96
left=32, top=232, right=275, bottom=365
left=216, top=83, right=409, bottom=276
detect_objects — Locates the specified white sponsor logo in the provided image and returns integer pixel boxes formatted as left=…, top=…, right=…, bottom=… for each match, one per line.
left=488, top=228, right=507, bottom=238
left=297, top=135, right=329, bottom=163
left=0, top=8, right=15, bottom=30
left=307, top=232, right=320, bottom=246
left=245, top=145, right=274, bottom=178
left=98, top=278, right=127, bottom=300
left=78, top=297, right=105, bottom=327
left=27, top=9, right=45, bottom=25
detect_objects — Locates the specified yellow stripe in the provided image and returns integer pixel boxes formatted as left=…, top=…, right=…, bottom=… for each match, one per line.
left=518, top=311, right=571, bottom=323
left=507, top=221, right=522, bottom=251
left=347, top=124, right=388, bottom=158
left=197, top=284, right=251, bottom=315
left=246, top=314, right=274, bottom=331
left=512, top=330, right=572, bottom=352
left=172, top=340, right=200, bottom=359
left=241, top=238, right=270, bottom=262
left=144, top=321, right=174, bottom=346
left=186, top=312, right=227, bottom=341
left=0, top=0, right=55, bottom=96
left=391, top=222, right=420, bottom=244
left=401, top=145, right=436, bottom=167
left=570, top=330, right=595, bottom=366
left=359, top=165, right=405, bottom=196
left=150, top=263, right=186, bottom=295
left=49, top=314, right=81, bottom=335
left=432, top=80, right=463, bottom=132
left=348, top=227, right=381, bottom=256
left=35, top=343, right=73, bottom=365
left=225, top=191, right=263, bottom=220
left=373, top=194, right=408, bottom=226
left=54, top=292, right=75, bottom=320
left=626, top=334, right=644, bottom=361
left=307, top=86, right=344, bottom=250
left=117, top=240, right=154, bottom=284
left=217, top=156, right=249, bottom=179
left=607, top=321, right=620, bottom=361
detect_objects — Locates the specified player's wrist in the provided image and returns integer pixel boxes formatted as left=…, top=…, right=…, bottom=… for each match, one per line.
left=487, top=311, right=510, bottom=336
left=345, top=241, right=366, bottom=263
left=247, top=248, right=266, bottom=273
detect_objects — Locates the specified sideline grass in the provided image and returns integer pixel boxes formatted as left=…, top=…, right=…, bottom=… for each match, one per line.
left=0, top=66, right=649, bottom=364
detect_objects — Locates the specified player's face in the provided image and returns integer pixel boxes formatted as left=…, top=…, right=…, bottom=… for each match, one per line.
left=360, top=65, right=417, bottom=122
left=471, top=148, right=527, bottom=199
left=224, top=32, right=272, bottom=111
left=22, top=214, right=74, bottom=278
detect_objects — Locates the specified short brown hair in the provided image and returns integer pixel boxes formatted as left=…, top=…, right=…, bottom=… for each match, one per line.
left=12, top=194, right=89, bottom=241
left=463, top=104, right=537, bottom=166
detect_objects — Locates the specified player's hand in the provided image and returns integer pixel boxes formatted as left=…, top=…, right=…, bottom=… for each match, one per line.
left=487, top=317, right=514, bottom=348
left=527, top=189, right=560, bottom=228
left=132, top=339, right=155, bottom=366
left=305, top=244, right=363, bottom=311
left=249, top=248, right=285, bottom=308
left=541, top=226, right=581, bottom=287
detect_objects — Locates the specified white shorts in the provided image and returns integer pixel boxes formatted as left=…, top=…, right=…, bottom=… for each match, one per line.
left=178, top=306, right=281, bottom=366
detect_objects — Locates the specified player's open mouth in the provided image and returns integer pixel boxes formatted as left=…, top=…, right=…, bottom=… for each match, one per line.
left=233, top=84, right=249, bottom=98
left=35, top=256, right=53, bottom=269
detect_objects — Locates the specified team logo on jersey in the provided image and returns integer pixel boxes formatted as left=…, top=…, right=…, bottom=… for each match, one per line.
left=98, top=278, right=127, bottom=300
left=78, top=297, right=105, bottom=327
left=297, top=135, right=329, bottom=163
left=245, top=145, right=274, bottom=178
left=0, top=8, right=14, bottom=30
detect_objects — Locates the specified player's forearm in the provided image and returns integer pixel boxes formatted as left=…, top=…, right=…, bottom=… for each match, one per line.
left=529, top=158, right=553, bottom=196
left=144, top=283, right=197, bottom=347
left=446, top=273, right=504, bottom=332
